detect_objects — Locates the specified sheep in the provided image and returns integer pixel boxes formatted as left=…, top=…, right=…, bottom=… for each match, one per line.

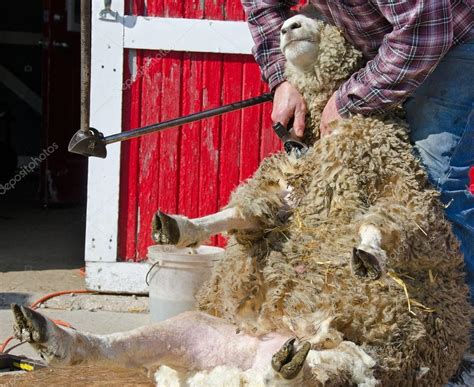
left=12, top=10, right=470, bottom=386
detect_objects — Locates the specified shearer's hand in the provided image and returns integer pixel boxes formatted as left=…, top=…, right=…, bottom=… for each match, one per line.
left=272, top=81, right=306, bottom=138
left=320, top=92, right=342, bottom=137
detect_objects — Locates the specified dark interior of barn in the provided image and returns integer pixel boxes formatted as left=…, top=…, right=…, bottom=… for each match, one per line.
left=0, top=1, right=86, bottom=286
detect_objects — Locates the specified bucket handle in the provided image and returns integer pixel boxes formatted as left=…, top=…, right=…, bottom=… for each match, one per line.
left=145, top=261, right=161, bottom=286
left=145, top=259, right=216, bottom=286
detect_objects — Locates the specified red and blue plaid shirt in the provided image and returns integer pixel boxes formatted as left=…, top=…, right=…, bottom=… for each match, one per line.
left=241, top=0, right=473, bottom=115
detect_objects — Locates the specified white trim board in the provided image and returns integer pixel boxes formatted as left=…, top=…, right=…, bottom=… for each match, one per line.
left=86, top=261, right=150, bottom=294
left=85, top=0, right=124, bottom=262
left=123, top=16, right=253, bottom=54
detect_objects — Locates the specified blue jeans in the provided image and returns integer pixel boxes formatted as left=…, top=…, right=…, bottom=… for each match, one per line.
left=404, top=38, right=474, bottom=302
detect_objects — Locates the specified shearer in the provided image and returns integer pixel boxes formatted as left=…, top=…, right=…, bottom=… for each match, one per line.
left=240, top=0, right=473, bottom=302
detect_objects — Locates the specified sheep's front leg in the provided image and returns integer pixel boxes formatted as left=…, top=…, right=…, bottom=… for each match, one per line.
left=351, top=224, right=387, bottom=280
left=153, top=154, right=297, bottom=248
left=152, top=207, right=257, bottom=248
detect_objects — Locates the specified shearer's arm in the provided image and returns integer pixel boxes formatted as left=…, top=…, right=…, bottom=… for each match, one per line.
left=335, top=0, right=454, bottom=117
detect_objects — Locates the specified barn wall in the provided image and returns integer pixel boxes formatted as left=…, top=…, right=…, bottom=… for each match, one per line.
left=118, top=0, right=282, bottom=261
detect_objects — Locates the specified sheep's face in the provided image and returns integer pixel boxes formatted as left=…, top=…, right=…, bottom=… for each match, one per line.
left=280, top=14, right=322, bottom=71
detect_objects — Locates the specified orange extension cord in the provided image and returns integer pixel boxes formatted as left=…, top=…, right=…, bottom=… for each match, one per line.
left=0, top=289, right=93, bottom=354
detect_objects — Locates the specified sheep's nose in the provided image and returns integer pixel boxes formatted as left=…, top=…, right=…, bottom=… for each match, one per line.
left=281, top=21, right=301, bottom=35
left=289, top=22, right=301, bottom=30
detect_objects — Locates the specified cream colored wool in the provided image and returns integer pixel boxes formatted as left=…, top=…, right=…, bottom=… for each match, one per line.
left=196, top=19, right=471, bottom=386
left=154, top=364, right=301, bottom=387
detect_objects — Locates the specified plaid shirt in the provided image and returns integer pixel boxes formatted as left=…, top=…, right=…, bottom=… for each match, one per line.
left=241, top=0, right=473, bottom=115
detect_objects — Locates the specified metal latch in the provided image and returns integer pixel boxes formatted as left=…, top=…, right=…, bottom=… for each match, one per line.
left=99, top=0, right=118, bottom=21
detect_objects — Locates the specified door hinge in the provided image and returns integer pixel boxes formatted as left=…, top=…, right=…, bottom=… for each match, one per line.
left=99, top=0, right=118, bottom=22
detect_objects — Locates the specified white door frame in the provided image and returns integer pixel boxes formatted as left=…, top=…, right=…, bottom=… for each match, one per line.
left=85, top=0, right=253, bottom=293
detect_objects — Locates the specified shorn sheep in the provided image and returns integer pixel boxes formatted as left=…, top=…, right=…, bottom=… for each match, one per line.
left=12, top=10, right=470, bottom=386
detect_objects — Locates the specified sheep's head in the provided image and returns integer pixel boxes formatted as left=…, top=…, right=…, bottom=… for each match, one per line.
left=279, top=11, right=363, bottom=143
left=280, top=14, right=323, bottom=72
left=281, top=11, right=363, bottom=85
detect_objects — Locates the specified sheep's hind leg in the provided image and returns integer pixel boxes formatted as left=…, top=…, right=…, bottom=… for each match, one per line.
left=152, top=207, right=257, bottom=248
left=12, top=304, right=312, bottom=384
left=12, top=304, right=78, bottom=365
left=351, top=224, right=387, bottom=280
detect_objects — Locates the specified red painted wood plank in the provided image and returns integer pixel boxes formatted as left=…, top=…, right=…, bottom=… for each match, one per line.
left=156, top=2, right=184, bottom=217
left=199, top=53, right=223, bottom=246
left=240, top=59, right=263, bottom=180
left=118, top=49, right=142, bottom=261
left=260, top=81, right=283, bottom=159
left=224, top=0, right=246, bottom=21
left=129, top=0, right=145, bottom=15
left=198, top=4, right=223, bottom=241
left=163, top=0, right=183, bottom=17
left=157, top=52, right=182, bottom=215
left=177, top=4, right=205, bottom=218
left=136, top=52, right=163, bottom=259
left=118, top=2, right=145, bottom=261
left=217, top=54, right=243, bottom=246
left=178, top=53, right=203, bottom=218
left=204, top=0, right=225, bottom=20
left=146, top=0, right=164, bottom=16
left=184, top=0, right=204, bottom=19
left=118, top=0, right=147, bottom=261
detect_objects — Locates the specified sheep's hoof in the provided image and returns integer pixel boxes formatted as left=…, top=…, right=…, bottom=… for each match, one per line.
left=12, top=304, right=49, bottom=344
left=152, top=211, right=181, bottom=245
left=272, top=338, right=311, bottom=379
left=351, top=247, right=385, bottom=280
left=152, top=211, right=207, bottom=248
left=272, top=338, right=295, bottom=372
left=12, top=304, right=72, bottom=365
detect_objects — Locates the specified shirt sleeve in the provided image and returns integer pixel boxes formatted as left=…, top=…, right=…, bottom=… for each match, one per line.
left=336, top=0, right=454, bottom=116
left=241, top=0, right=298, bottom=91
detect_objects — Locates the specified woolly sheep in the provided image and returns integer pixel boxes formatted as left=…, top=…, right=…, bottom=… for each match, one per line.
left=12, top=10, right=470, bottom=387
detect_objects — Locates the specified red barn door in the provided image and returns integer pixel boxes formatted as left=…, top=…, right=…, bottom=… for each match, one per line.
left=85, top=0, right=289, bottom=292
left=118, top=0, right=282, bottom=262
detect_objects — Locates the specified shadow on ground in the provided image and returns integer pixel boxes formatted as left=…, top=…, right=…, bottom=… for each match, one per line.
left=0, top=292, right=33, bottom=310
left=0, top=201, right=85, bottom=271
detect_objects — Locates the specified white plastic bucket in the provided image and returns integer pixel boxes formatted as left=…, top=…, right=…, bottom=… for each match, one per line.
left=147, top=245, right=224, bottom=322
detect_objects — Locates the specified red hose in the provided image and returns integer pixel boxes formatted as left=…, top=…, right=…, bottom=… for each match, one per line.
left=29, top=289, right=91, bottom=309
left=0, top=336, right=14, bottom=353
left=0, top=289, right=93, bottom=354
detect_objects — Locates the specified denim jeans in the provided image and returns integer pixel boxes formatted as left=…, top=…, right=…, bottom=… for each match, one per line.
left=404, top=38, right=474, bottom=302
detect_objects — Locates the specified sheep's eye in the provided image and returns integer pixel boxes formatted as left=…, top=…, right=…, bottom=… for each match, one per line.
left=281, top=28, right=287, bottom=35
